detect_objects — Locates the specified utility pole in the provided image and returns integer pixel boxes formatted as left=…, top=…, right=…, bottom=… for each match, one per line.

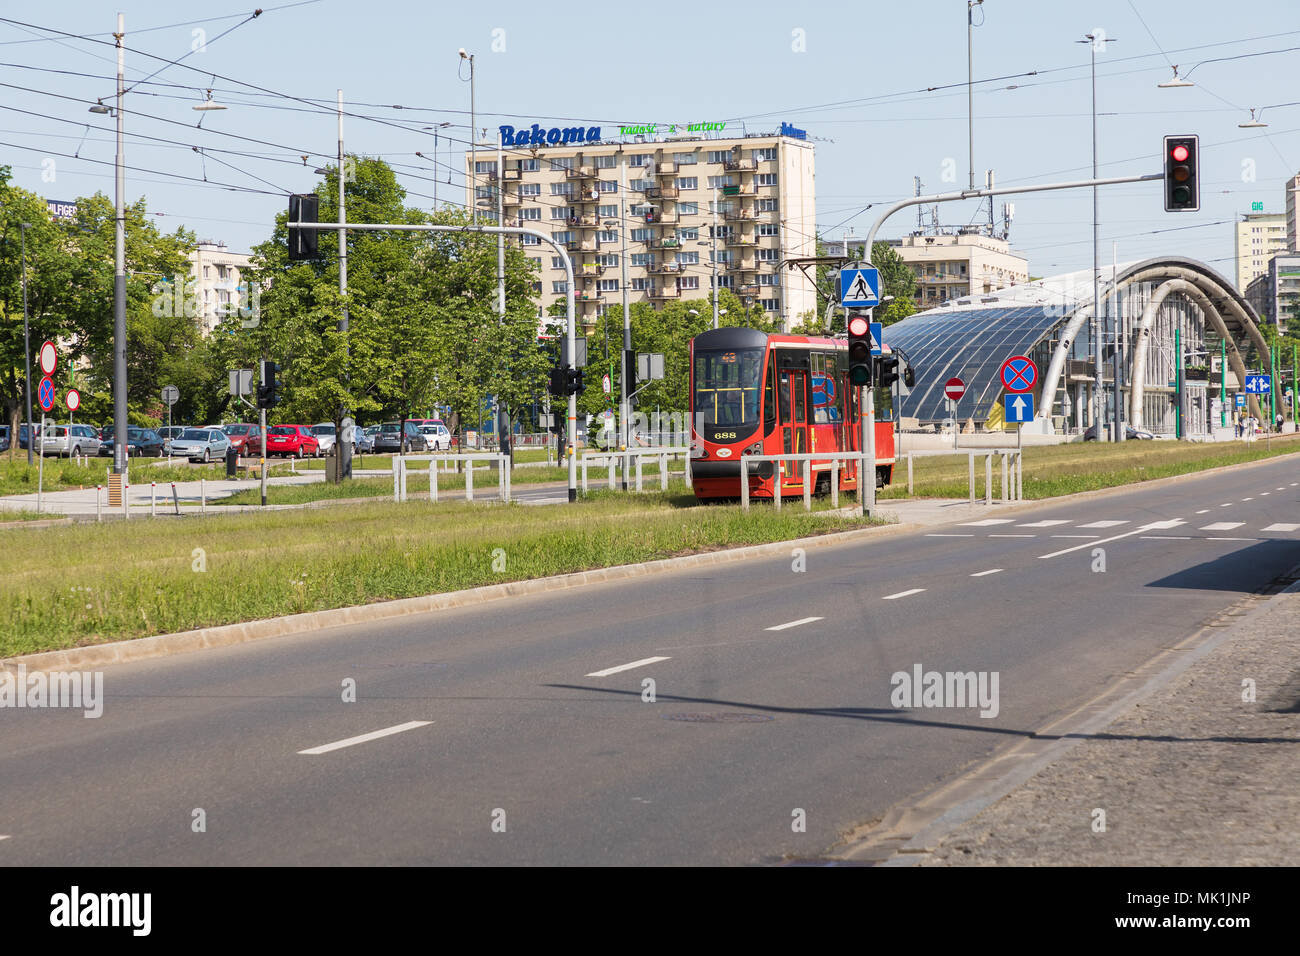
left=337, top=89, right=352, bottom=480
left=1112, top=240, right=1124, bottom=441
left=620, top=162, right=631, bottom=490
left=967, top=0, right=983, bottom=192
left=496, top=129, right=509, bottom=460
left=711, top=187, right=719, bottom=330
left=1082, top=32, right=1114, bottom=441
left=21, top=222, right=33, bottom=465
left=112, top=12, right=128, bottom=475
left=461, top=49, right=476, bottom=225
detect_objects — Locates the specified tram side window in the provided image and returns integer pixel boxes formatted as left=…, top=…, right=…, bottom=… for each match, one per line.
left=763, top=359, right=776, bottom=433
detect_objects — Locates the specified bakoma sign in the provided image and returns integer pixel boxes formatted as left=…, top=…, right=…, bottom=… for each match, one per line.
left=500, top=124, right=602, bottom=147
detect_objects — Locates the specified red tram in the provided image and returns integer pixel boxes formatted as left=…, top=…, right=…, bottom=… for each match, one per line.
left=689, top=327, right=896, bottom=501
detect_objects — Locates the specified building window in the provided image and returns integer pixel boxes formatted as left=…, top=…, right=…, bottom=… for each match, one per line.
left=758, top=223, right=779, bottom=237
left=627, top=153, right=651, bottom=166
left=631, top=228, right=653, bottom=242
left=678, top=227, right=699, bottom=240
left=679, top=201, right=699, bottom=216
left=757, top=173, right=778, bottom=187
left=598, top=204, right=617, bottom=218
left=598, top=180, right=618, bottom=193
left=677, top=177, right=698, bottom=190
left=475, top=185, right=496, bottom=200
left=521, top=233, right=540, bottom=245
left=706, top=150, right=730, bottom=164
left=597, top=279, right=619, bottom=293
left=678, top=276, right=700, bottom=290
left=757, top=248, right=779, bottom=262
left=594, top=154, right=617, bottom=168
left=756, top=198, right=778, bottom=212
left=676, top=251, right=700, bottom=265
left=551, top=256, right=565, bottom=268
left=714, top=224, right=733, bottom=239
left=549, top=156, right=574, bottom=171
left=715, top=275, right=734, bottom=289
left=631, top=277, right=650, bottom=291
left=553, top=231, right=574, bottom=244
left=594, top=254, right=617, bottom=267
left=760, top=298, right=780, bottom=311
left=629, top=178, right=653, bottom=192
left=520, top=158, right=539, bottom=172
left=674, top=152, right=698, bottom=164
left=551, top=182, right=575, bottom=196
left=597, top=230, right=618, bottom=243
left=631, top=253, right=653, bottom=267
left=713, top=250, right=733, bottom=264
left=707, top=175, right=733, bottom=189
left=551, top=206, right=571, bottom=220
left=519, top=182, right=540, bottom=196
left=475, top=160, right=498, bottom=174
left=519, top=207, right=541, bottom=220
left=755, top=147, right=777, bottom=162
left=552, top=281, right=569, bottom=294
left=757, top=274, right=779, bottom=286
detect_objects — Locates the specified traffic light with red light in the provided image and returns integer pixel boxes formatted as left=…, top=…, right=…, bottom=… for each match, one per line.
left=1163, top=135, right=1199, bottom=212
left=847, top=314, right=873, bottom=387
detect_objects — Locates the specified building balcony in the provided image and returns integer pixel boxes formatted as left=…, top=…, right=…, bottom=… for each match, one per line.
left=645, top=211, right=677, bottom=224
left=729, top=259, right=756, bottom=272
left=645, top=185, right=679, bottom=200
left=502, top=192, right=521, bottom=207
left=569, top=188, right=600, bottom=203
left=649, top=262, right=684, bottom=275
left=566, top=239, right=597, bottom=252
left=579, top=263, right=605, bottom=277
left=568, top=214, right=600, bottom=228
left=724, top=233, right=755, bottom=246
left=654, top=161, right=677, bottom=175
left=739, top=283, right=762, bottom=295
left=724, top=158, right=757, bottom=172
left=724, top=207, right=758, bottom=222
left=655, top=237, right=681, bottom=249
left=650, top=286, right=680, bottom=299
left=565, top=165, right=597, bottom=180
left=502, top=168, right=521, bottom=180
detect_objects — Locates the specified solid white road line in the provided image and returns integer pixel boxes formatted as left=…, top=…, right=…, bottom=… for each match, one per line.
left=1207, top=537, right=1257, bottom=541
left=959, top=518, right=1015, bottom=526
left=1141, top=535, right=1191, bottom=540
left=1017, top=519, right=1070, bottom=527
left=1200, top=522, right=1244, bottom=531
left=298, top=720, right=433, bottom=756
left=1263, top=523, right=1300, bottom=532
left=883, top=588, right=926, bottom=600
left=0, top=835, right=9, bottom=842
left=970, top=568, right=1003, bottom=577
left=1039, top=520, right=1184, bottom=559
left=1078, top=520, right=1129, bottom=528
left=765, top=616, right=824, bottom=631
left=586, top=656, right=671, bottom=677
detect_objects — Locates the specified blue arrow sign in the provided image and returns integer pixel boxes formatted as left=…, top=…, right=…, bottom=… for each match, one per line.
left=869, top=322, right=883, bottom=356
left=840, top=266, right=880, bottom=307
left=1244, top=374, right=1271, bottom=394
left=1004, top=393, right=1034, bottom=423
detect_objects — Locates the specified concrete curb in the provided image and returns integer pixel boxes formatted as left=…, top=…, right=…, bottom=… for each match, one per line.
left=2, top=517, right=917, bottom=676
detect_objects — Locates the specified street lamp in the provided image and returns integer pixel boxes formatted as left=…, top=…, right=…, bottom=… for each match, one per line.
left=1156, top=66, right=1193, bottom=88
left=459, top=49, right=476, bottom=224
left=20, top=222, right=33, bottom=464
left=1239, top=108, right=1268, bottom=129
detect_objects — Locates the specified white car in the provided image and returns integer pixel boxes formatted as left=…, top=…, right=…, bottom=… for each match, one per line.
left=417, top=423, right=452, bottom=450
left=310, top=423, right=338, bottom=454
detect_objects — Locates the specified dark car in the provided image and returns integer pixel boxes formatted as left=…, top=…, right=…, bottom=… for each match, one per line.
left=18, top=422, right=42, bottom=450
left=99, top=427, right=165, bottom=458
left=1083, top=423, right=1155, bottom=441
left=0, top=426, right=9, bottom=453
left=372, top=421, right=428, bottom=453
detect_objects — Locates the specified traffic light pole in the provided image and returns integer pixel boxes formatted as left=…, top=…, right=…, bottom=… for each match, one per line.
left=260, top=406, right=268, bottom=507
left=286, top=218, right=578, bottom=500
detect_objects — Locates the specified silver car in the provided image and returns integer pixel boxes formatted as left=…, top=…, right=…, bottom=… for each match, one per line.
left=310, top=423, right=338, bottom=455
left=168, top=427, right=231, bottom=463
left=40, top=424, right=102, bottom=458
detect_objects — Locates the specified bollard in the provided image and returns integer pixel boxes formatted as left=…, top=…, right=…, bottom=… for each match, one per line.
left=429, top=461, right=437, bottom=503
left=151, top=482, right=156, bottom=517
left=581, top=457, right=589, bottom=493
left=123, top=482, right=130, bottom=520
left=741, top=456, right=750, bottom=510
left=1017, top=451, right=1024, bottom=500
left=608, top=456, right=616, bottom=490
left=171, top=482, right=179, bottom=515
left=803, top=460, right=812, bottom=511
left=504, top=455, right=511, bottom=502
left=907, top=451, right=914, bottom=496
left=985, top=453, right=992, bottom=507
left=96, top=485, right=102, bottom=522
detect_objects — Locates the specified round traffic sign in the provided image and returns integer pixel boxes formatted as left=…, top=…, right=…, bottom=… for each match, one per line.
left=65, top=388, right=81, bottom=413
left=1000, top=355, right=1038, bottom=393
left=38, top=376, right=56, bottom=412
left=38, top=340, right=58, bottom=376
left=944, top=377, right=966, bottom=401
left=161, top=384, right=179, bottom=406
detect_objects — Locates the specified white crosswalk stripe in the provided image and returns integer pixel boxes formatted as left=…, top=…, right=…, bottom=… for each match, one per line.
left=1017, top=519, right=1071, bottom=527
left=1077, top=520, right=1128, bottom=528
left=960, top=518, right=1015, bottom=526
left=1263, top=523, right=1300, bottom=532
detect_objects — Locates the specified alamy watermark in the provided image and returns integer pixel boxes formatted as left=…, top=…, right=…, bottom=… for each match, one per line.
left=890, top=663, right=1000, bottom=718
left=0, top=664, right=103, bottom=718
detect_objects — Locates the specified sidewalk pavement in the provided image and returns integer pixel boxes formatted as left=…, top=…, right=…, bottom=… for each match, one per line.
left=915, top=577, right=1300, bottom=866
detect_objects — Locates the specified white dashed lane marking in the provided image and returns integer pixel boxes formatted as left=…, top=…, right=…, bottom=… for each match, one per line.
left=1242, top=497, right=1254, bottom=502
left=298, top=721, right=433, bottom=756
left=1141, top=535, right=1191, bottom=540
left=765, top=616, right=823, bottom=632
left=1051, top=534, right=1098, bottom=538
left=883, top=588, right=926, bottom=600
left=1264, top=523, right=1300, bottom=532
left=1195, top=509, right=1210, bottom=515
left=586, top=656, right=671, bottom=678
left=925, top=533, right=974, bottom=537
left=1200, top=522, right=1244, bottom=531
left=1220, top=503, right=1233, bottom=507
left=989, top=533, right=1035, bottom=538
left=970, top=568, right=1003, bottom=577
left=1078, top=520, right=1128, bottom=528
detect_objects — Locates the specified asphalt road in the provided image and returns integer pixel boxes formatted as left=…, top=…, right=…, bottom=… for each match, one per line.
left=1, top=459, right=1297, bottom=865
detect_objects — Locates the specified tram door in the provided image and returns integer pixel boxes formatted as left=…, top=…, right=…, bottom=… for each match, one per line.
left=778, top=368, right=808, bottom=493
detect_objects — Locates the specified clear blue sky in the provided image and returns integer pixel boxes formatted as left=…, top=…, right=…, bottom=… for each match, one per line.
left=4, top=0, right=1300, bottom=279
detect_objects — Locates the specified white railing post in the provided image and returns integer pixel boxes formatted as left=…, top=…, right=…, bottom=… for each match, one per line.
left=985, top=453, right=992, bottom=507
left=466, top=459, right=474, bottom=501
left=773, top=458, right=782, bottom=512
left=660, top=453, right=668, bottom=491
left=803, top=460, right=811, bottom=511
left=150, top=482, right=156, bottom=517
left=199, top=478, right=205, bottom=514
left=741, top=455, right=750, bottom=511
left=831, top=458, right=839, bottom=509
left=430, top=460, right=437, bottom=503
left=907, top=451, right=914, bottom=496
left=635, top=454, right=643, bottom=492
left=96, top=484, right=102, bottom=522
left=1001, top=452, right=1009, bottom=503
left=968, top=451, right=975, bottom=504
left=582, top=456, right=588, bottom=493
left=393, top=456, right=400, bottom=502
left=1017, top=450, right=1024, bottom=500
left=608, top=455, right=616, bottom=490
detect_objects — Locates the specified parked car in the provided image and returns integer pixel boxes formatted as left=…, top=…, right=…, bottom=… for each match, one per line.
left=0, top=425, right=9, bottom=453
left=40, top=424, right=102, bottom=458
left=265, top=424, right=320, bottom=458
left=356, top=425, right=379, bottom=454
left=372, top=421, right=428, bottom=453
left=99, top=427, right=166, bottom=458
left=98, top=424, right=114, bottom=443
left=221, top=422, right=262, bottom=456
left=167, top=427, right=230, bottom=462
left=310, top=422, right=338, bottom=455
left=18, top=422, right=42, bottom=450
left=157, top=425, right=185, bottom=454
left=416, top=421, right=452, bottom=451
left=1083, top=423, right=1155, bottom=441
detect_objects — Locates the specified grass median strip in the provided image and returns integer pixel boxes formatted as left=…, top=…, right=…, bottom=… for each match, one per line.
left=0, top=457, right=227, bottom=495
left=881, top=436, right=1300, bottom=499
left=0, top=490, right=880, bottom=657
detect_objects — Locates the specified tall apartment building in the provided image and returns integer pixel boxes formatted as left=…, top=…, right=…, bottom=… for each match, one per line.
left=1245, top=252, right=1300, bottom=331
left=886, top=231, right=1029, bottom=310
left=466, top=125, right=817, bottom=331
left=1287, top=173, right=1300, bottom=251
left=1234, top=211, right=1286, bottom=292
left=188, top=240, right=254, bottom=336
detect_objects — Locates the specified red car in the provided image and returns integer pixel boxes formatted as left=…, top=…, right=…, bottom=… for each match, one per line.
left=222, top=423, right=263, bottom=456
left=265, top=424, right=320, bottom=458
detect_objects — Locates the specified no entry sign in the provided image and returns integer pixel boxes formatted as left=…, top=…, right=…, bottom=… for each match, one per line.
left=1000, top=355, right=1038, bottom=393
left=944, top=377, right=966, bottom=401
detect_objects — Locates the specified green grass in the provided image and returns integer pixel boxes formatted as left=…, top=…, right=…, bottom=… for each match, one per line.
left=0, top=457, right=226, bottom=495
left=880, top=435, right=1300, bottom=500
left=0, top=492, right=881, bottom=655
left=0, top=509, right=61, bottom=523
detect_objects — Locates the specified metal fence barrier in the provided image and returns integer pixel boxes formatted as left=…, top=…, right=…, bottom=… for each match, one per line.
left=738, top=452, right=870, bottom=516
left=392, top=453, right=511, bottom=503
left=580, top=446, right=691, bottom=493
